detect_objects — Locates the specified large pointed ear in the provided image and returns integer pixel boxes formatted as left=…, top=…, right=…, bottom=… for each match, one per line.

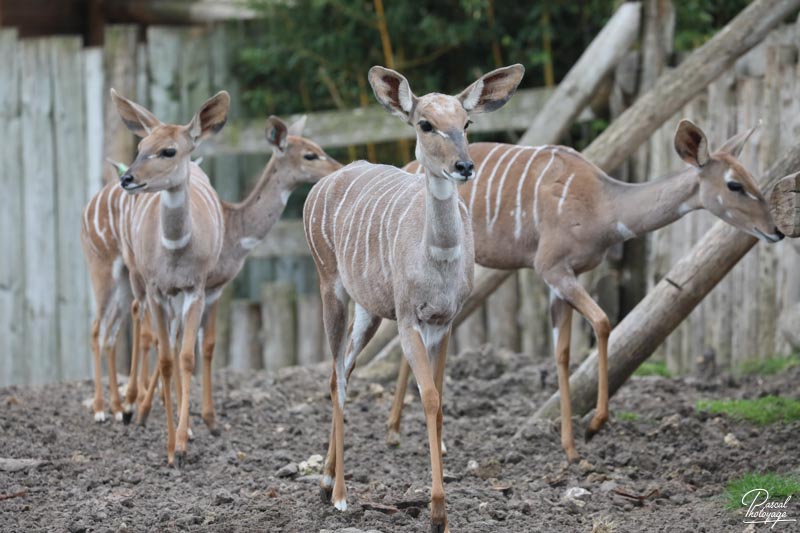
left=265, top=116, right=289, bottom=154
left=110, top=88, right=161, bottom=137
left=186, top=91, right=230, bottom=145
left=717, top=121, right=760, bottom=158
left=287, top=115, right=307, bottom=137
left=674, top=119, right=710, bottom=168
left=368, top=66, right=416, bottom=122
left=456, top=64, right=525, bottom=114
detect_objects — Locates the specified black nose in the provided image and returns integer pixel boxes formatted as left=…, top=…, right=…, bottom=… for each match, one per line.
left=455, top=160, right=474, bottom=178
left=775, top=228, right=785, bottom=240
left=120, top=173, right=134, bottom=187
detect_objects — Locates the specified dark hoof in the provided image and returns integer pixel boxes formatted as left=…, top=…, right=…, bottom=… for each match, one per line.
left=319, top=485, right=332, bottom=504
left=122, top=411, right=133, bottom=425
left=137, top=410, right=150, bottom=427
left=209, top=426, right=221, bottom=437
left=584, top=426, right=599, bottom=443
left=174, top=451, right=186, bottom=470
left=430, top=521, right=446, bottom=533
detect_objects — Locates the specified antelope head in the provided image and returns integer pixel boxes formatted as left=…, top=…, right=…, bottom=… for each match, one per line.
left=368, top=64, right=525, bottom=188
left=110, top=89, right=230, bottom=194
left=265, top=115, right=342, bottom=188
left=674, top=119, right=784, bottom=243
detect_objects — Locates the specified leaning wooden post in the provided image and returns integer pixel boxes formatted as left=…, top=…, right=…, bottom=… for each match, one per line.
left=356, top=0, right=800, bottom=375
left=529, top=144, right=800, bottom=424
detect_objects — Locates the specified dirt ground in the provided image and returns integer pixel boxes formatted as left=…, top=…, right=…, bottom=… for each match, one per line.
left=2, top=345, right=799, bottom=533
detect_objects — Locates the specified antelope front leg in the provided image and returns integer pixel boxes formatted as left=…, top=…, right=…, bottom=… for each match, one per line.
left=122, top=300, right=142, bottom=424
left=105, top=330, right=124, bottom=422
left=136, top=362, right=160, bottom=426
left=432, top=330, right=450, bottom=483
left=175, top=293, right=205, bottom=468
left=148, top=298, right=177, bottom=464
left=138, top=310, right=155, bottom=405
left=90, top=320, right=105, bottom=422
left=550, top=296, right=579, bottom=463
left=400, top=324, right=448, bottom=533
left=200, top=301, right=219, bottom=435
left=386, top=358, right=411, bottom=446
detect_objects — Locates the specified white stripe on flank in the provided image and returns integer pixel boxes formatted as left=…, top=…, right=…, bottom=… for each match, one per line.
left=305, top=184, right=326, bottom=264
left=489, top=146, right=528, bottom=230
left=347, top=169, right=397, bottom=273
left=106, top=187, right=117, bottom=241
left=319, top=164, right=358, bottom=248
left=363, top=178, right=407, bottom=278
left=514, top=147, right=543, bottom=240
left=533, top=150, right=556, bottom=228
left=391, top=199, right=417, bottom=267
left=331, top=165, right=374, bottom=247
left=469, top=144, right=505, bottom=214
left=557, top=173, right=575, bottom=216
left=341, top=168, right=395, bottom=264
left=93, top=188, right=108, bottom=248
left=380, top=179, right=416, bottom=276
left=162, top=231, right=192, bottom=250
left=484, top=146, right=518, bottom=230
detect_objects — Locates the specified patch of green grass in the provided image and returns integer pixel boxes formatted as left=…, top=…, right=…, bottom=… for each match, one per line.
left=696, top=396, right=800, bottom=425
left=725, top=472, right=800, bottom=509
left=738, top=355, right=800, bottom=376
left=634, top=361, right=671, bottom=378
left=616, top=411, right=641, bottom=422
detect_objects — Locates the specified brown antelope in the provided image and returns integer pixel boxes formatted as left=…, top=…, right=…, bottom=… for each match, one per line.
left=304, top=64, right=524, bottom=532
left=132, top=115, right=342, bottom=430
left=86, top=88, right=229, bottom=466
left=81, top=116, right=340, bottom=433
left=389, top=120, right=784, bottom=463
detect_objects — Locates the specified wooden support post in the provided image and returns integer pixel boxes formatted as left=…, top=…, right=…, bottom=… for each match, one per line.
left=261, top=282, right=297, bottom=372
left=228, top=299, right=262, bottom=371
left=530, top=143, right=800, bottom=423
left=770, top=172, right=800, bottom=237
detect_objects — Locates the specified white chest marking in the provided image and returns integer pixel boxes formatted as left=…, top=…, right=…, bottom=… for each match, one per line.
left=429, top=176, right=455, bottom=200
left=161, top=189, right=186, bottom=209
left=428, top=244, right=462, bottom=262
left=280, top=190, right=291, bottom=205
left=616, top=221, right=636, bottom=241
left=162, top=231, right=192, bottom=250
left=240, top=236, right=261, bottom=250
left=677, top=202, right=693, bottom=216
left=414, top=323, right=449, bottom=350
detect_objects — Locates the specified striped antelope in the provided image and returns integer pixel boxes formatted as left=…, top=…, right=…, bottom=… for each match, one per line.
left=389, top=120, right=784, bottom=463
left=83, top=88, right=229, bottom=466
left=133, top=115, right=342, bottom=430
left=304, top=63, right=524, bottom=532
left=81, top=115, right=340, bottom=433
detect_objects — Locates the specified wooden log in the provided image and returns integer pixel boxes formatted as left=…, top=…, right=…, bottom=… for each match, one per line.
left=583, top=0, right=800, bottom=171
left=261, top=282, right=297, bottom=372
left=770, top=173, right=800, bottom=237
left=356, top=0, right=797, bottom=374
left=531, top=142, right=800, bottom=423
left=228, top=299, right=262, bottom=371
left=52, top=37, right=92, bottom=381
left=518, top=2, right=641, bottom=146
left=0, top=29, right=22, bottom=386
left=105, top=0, right=258, bottom=25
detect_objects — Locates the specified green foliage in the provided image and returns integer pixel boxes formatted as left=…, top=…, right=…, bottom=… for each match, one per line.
left=634, top=361, right=671, bottom=378
left=616, top=411, right=641, bottom=422
left=738, top=355, right=800, bottom=376
left=674, top=0, right=753, bottom=52
left=725, top=472, right=800, bottom=509
left=697, top=396, right=800, bottom=425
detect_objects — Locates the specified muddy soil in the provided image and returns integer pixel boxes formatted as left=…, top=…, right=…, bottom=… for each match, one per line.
left=2, top=345, right=799, bottom=533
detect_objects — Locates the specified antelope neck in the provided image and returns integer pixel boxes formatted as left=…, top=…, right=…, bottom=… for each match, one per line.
left=160, top=181, right=192, bottom=250
left=423, top=170, right=463, bottom=261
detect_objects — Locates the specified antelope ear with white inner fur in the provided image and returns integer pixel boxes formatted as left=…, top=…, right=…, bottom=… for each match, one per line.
left=368, top=66, right=417, bottom=122
left=674, top=119, right=710, bottom=168
left=186, top=90, right=230, bottom=145
left=717, top=121, right=760, bottom=159
left=456, top=64, right=525, bottom=114
left=266, top=115, right=289, bottom=154
left=110, top=88, right=161, bottom=137
left=288, top=115, right=307, bottom=137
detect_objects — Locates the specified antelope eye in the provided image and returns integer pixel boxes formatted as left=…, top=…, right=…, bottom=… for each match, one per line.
left=419, top=120, right=433, bottom=133
left=303, top=153, right=319, bottom=161
left=727, top=181, right=744, bottom=193
left=160, top=148, right=177, bottom=158
left=464, top=120, right=472, bottom=131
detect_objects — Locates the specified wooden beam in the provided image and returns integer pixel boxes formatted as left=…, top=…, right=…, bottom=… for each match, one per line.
left=770, top=172, right=800, bottom=237
left=196, top=87, right=592, bottom=155
left=105, top=0, right=258, bottom=25
left=518, top=2, right=641, bottom=146
left=354, top=0, right=800, bottom=375
left=529, top=144, right=800, bottom=424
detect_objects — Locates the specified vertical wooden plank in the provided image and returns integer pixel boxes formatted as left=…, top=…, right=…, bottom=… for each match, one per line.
left=228, top=299, right=262, bottom=370
left=518, top=269, right=550, bottom=360
left=297, top=290, right=327, bottom=366
left=52, top=37, right=91, bottom=381
left=103, top=25, right=139, bottom=183
left=0, top=29, right=22, bottom=386
left=261, top=281, right=297, bottom=371
left=454, top=266, right=487, bottom=352
left=20, top=38, right=58, bottom=384
left=146, top=26, right=181, bottom=122
left=486, top=274, right=519, bottom=351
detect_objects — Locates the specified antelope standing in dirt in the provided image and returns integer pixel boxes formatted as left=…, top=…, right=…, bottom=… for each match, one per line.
left=304, top=64, right=524, bottom=532
left=84, top=89, right=229, bottom=466
left=82, top=116, right=340, bottom=432
left=388, top=120, right=784, bottom=463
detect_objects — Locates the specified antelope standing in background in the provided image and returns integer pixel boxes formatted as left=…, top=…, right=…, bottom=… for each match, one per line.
left=390, top=120, right=784, bottom=463
left=81, top=116, right=340, bottom=432
left=304, top=63, right=524, bottom=532
left=84, top=89, right=229, bottom=466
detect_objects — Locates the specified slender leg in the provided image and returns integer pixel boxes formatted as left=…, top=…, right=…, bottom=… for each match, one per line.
left=105, top=330, right=124, bottom=422
left=138, top=310, right=154, bottom=405
left=549, top=295, right=579, bottom=463
left=400, top=324, right=448, bottom=533
left=137, top=362, right=160, bottom=426
left=174, top=293, right=205, bottom=468
left=200, top=302, right=219, bottom=435
left=171, top=328, right=183, bottom=419
left=90, top=320, right=105, bottom=422
left=432, top=330, right=450, bottom=483
left=122, top=300, right=142, bottom=424
left=149, top=298, right=177, bottom=465
left=386, top=359, right=410, bottom=446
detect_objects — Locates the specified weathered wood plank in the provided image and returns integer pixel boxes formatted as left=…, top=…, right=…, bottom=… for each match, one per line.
left=771, top=173, right=800, bottom=236
left=146, top=26, right=181, bottom=122
left=486, top=274, right=519, bottom=351
left=261, top=282, right=296, bottom=371
left=0, top=29, right=23, bottom=386
left=20, top=38, right=58, bottom=384
left=228, top=299, right=262, bottom=371
left=103, top=25, right=139, bottom=184
left=52, top=37, right=91, bottom=381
